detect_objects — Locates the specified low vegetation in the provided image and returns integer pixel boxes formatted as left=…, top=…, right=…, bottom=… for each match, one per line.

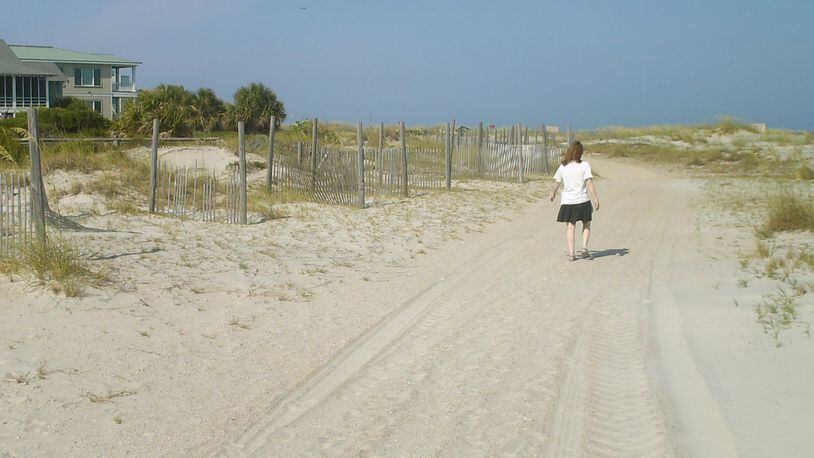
left=0, top=99, right=110, bottom=138
left=759, top=191, right=814, bottom=237
left=116, top=82, right=286, bottom=137
left=0, top=235, right=105, bottom=297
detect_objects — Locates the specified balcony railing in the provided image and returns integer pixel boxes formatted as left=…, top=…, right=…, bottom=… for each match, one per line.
left=0, top=96, right=48, bottom=109
left=113, top=82, right=135, bottom=92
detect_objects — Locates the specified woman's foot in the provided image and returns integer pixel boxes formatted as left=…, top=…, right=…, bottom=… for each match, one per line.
left=569, top=254, right=577, bottom=262
left=580, top=248, right=592, bottom=260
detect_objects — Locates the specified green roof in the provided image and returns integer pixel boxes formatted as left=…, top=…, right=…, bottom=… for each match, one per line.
left=0, top=39, right=60, bottom=76
left=9, top=44, right=140, bottom=65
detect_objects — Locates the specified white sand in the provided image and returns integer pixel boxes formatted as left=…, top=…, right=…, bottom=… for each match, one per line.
left=1, top=159, right=813, bottom=456
left=127, top=146, right=265, bottom=174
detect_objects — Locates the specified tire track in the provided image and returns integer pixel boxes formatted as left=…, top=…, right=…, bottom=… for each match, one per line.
left=214, top=159, right=722, bottom=457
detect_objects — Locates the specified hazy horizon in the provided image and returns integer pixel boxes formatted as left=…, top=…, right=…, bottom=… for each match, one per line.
left=6, top=0, right=813, bottom=130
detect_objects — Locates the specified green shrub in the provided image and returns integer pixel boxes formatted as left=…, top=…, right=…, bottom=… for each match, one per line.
left=1, top=102, right=110, bottom=137
left=0, top=126, right=26, bottom=164
left=760, top=191, right=814, bottom=236
left=39, top=101, right=110, bottom=136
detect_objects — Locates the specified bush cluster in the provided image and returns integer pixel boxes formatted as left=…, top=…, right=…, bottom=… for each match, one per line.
left=116, top=83, right=286, bottom=137
left=0, top=99, right=110, bottom=137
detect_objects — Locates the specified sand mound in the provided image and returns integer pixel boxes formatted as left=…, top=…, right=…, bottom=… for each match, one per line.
left=127, top=146, right=265, bottom=174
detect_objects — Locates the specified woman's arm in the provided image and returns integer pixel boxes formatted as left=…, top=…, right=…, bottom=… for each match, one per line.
left=586, top=178, right=600, bottom=210
left=549, top=182, right=561, bottom=202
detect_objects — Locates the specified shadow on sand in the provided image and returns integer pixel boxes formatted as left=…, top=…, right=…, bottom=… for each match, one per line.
left=591, top=248, right=630, bottom=259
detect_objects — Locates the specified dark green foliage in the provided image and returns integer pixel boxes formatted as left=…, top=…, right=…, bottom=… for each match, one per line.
left=116, top=84, right=196, bottom=137
left=38, top=101, right=111, bottom=136
left=116, top=85, right=230, bottom=136
left=50, top=96, right=81, bottom=109
left=0, top=102, right=110, bottom=137
left=191, top=88, right=225, bottom=132
left=231, top=82, right=286, bottom=133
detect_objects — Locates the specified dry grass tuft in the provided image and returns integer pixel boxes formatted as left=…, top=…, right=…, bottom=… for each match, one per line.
left=87, top=389, right=136, bottom=403
left=0, top=235, right=106, bottom=297
left=759, top=191, right=814, bottom=237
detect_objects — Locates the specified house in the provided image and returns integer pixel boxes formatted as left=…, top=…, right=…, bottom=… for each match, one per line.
left=0, top=39, right=140, bottom=120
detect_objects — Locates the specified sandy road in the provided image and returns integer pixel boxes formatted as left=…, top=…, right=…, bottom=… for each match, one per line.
left=216, top=159, right=734, bottom=457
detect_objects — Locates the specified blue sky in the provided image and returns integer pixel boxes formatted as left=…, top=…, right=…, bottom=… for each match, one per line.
left=6, top=0, right=814, bottom=129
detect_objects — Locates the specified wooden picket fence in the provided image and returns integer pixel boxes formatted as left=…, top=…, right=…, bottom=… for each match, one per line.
left=452, top=141, right=564, bottom=181
left=269, top=144, right=446, bottom=204
left=0, top=171, right=34, bottom=254
left=153, top=165, right=244, bottom=223
left=145, top=118, right=571, bottom=220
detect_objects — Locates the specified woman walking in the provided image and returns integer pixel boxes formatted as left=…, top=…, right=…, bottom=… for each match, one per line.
left=549, top=141, right=600, bottom=261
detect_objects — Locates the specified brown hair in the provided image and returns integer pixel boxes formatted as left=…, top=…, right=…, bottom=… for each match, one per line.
left=561, top=141, right=584, bottom=165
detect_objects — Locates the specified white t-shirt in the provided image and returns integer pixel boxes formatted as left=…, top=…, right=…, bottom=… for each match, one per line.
left=553, top=161, right=593, bottom=205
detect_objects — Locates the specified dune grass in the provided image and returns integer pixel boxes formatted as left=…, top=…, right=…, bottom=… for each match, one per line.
left=758, top=191, right=814, bottom=237
left=0, top=235, right=105, bottom=297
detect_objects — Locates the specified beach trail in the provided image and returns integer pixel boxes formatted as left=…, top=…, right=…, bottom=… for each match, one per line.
left=215, top=159, right=743, bottom=457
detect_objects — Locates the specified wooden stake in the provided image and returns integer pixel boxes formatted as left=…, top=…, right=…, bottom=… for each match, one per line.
left=149, top=118, right=159, bottom=213
left=378, top=122, right=385, bottom=187
left=26, top=108, right=46, bottom=245
left=357, top=122, right=365, bottom=208
left=445, top=122, right=452, bottom=190
left=542, top=124, right=550, bottom=175
left=311, top=118, right=319, bottom=192
left=238, top=121, right=248, bottom=225
left=266, top=115, right=276, bottom=192
left=398, top=122, right=407, bottom=197
left=477, top=121, right=483, bottom=174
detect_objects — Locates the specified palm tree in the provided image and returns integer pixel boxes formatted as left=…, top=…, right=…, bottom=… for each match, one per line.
left=233, top=82, right=286, bottom=132
left=191, top=88, right=225, bottom=132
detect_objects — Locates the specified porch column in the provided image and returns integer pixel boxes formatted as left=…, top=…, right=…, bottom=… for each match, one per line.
left=45, top=77, right=50, bottom=107
left=131, top=66, right=137, bottom=90
left=11, top=76, right=16, bottom=112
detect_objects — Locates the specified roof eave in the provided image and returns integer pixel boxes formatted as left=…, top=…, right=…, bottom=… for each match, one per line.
left=19, top=58, right=141, bottom=66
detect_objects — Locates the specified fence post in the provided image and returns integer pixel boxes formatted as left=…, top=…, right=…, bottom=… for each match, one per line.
left=542, top=123, right=550, bottom=175
left=451, top=118, right=456, bottom=151
left=238, top=121, right=248, bottom=225
left=400, top=121, right=408, bottom=197
left=311, top=118, right=318, bottom=192
left=517, top=124, right=525, bottom=183
left=477, top=121, right=483, bottom=175
left=26, top=108, right=46, bottom=245
left=445, top=122, right=452, bottom=190
left=266, top=115, right=276, bottom=192
left=149, top=118, right=159, bottom=213
left=297, top=141, right=303, bottom=164
left=357, top=122, right=365, bottom=208
left=568, top=124, right=574, bottom=145
left=378, top=122, right=385, bottom=186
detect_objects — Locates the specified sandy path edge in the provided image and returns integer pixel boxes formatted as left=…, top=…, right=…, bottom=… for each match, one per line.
left=650, top=264, right=738, bottom=457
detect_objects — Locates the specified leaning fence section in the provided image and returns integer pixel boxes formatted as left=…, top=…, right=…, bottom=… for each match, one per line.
left=153, top=165, right=243, bottom=224
left=0, top=171, right=33, bottom=255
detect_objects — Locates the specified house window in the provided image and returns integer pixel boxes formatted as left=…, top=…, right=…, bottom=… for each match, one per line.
left=85, top=100, right=102, bottom=114
left=74, top=67, right=101, bottom=87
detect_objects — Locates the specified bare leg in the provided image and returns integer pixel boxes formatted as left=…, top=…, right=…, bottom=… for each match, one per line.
left=582, top=221, right=591, bottom=249
left=566, top=223, right=576, bottom=257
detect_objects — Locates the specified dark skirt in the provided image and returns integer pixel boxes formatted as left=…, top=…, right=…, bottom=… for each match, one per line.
left=557, top=200, right=592, bottom=223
